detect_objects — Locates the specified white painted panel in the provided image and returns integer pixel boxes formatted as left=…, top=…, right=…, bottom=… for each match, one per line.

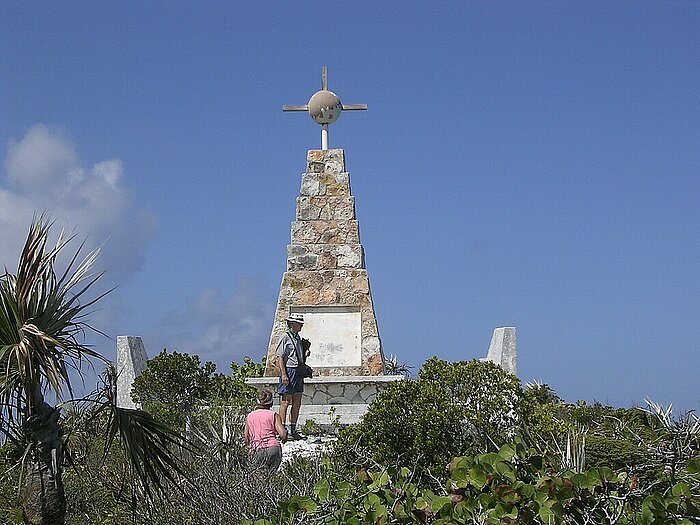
left=293, top=306, right=361, bottom=367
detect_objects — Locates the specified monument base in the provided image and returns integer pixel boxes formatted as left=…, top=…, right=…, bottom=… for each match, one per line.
left=245, top=375, right=404, bottom=426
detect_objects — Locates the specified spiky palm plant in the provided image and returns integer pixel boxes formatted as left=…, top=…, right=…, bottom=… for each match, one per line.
left=0, top=217, right=188, bottom=524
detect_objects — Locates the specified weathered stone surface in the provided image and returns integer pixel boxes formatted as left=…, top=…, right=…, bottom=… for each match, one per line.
left=307, top=149, right=345, bottom=174
left=296, top=196, right=355, bottom=221
left=484, top=327, right=517, bottom=376
left=287, top=244, right=364, bottom=270
left=367, top=353, right=384, bottom=375
left=116, top=336, right=148, bottom=409
left=299, top=172, right=351, bottom=197
left=291, top=220, right=359, bottom=245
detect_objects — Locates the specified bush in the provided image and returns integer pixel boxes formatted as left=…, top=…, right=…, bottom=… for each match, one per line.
left=418, top=357, right=524, bottom=453
left=333, top=358, right=527, bottom=480
left=247, top=440, right=700, bottom=525
left=334, top=378, right=467, bottom=478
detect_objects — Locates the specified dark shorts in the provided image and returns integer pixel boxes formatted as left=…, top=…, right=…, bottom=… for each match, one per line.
left=278, top=366, right=304, bottom=395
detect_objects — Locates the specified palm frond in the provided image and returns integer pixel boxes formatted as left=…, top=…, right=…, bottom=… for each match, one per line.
left=105, top=405, right=192, bottom=501
left=91, top=365, right=194, bottom=502
left=0, top=214, right=110, bottom=416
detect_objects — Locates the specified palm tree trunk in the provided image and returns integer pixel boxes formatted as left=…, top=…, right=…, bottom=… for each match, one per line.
left=21, top=401, right=66, bottom=525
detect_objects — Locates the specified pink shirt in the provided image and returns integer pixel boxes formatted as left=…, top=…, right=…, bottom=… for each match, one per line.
left=245, top=409, right=281, bottom=450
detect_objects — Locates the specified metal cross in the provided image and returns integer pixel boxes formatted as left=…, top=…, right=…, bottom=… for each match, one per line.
left=283, top=66, right=367, bottom=150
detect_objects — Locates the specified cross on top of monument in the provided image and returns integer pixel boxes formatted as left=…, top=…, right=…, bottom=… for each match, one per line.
left=283, top=66, right=367, bottom=150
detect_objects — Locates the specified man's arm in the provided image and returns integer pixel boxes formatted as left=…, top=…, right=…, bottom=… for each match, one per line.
left=278, top=353, right=289, bottom=385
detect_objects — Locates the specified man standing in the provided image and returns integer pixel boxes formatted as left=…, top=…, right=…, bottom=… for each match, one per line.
left=276, top=313, right=308, bottom=440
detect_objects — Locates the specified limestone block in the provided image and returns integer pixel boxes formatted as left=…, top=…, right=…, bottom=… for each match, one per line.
left=319, top=286, right=339, bottom=303
left=361, top=310, right=379, bottom=337
left=296, top=196, right=356, bottom=221
left=307, top=149, right=345, bottom=174
left=294, top=287, right=320, bottom=305
left=301, top=176, right=322, bottom=196
left=287, top=244, right=364, bottom=271
left=326, top=173, right=350, bottom=196
left=290, top=220, right=360, bottom=245
left=485, top=327, right=517, bottom=376
left=366, top=352, right=384, bottom=375
left=116, top=336, right=148, bottom=409
left=336, top=245, right=363, bottom=268
left=300, top=172, right=351, bottom=197
left=297, top=197, right=322, bottom=220
left=344, top=383, right=361, bottom=403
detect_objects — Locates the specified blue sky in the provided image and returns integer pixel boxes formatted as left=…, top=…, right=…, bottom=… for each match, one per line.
left=1, top=2, right=698, bottom=411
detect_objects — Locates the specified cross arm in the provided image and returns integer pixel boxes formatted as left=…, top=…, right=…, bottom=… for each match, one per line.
left=282, top=105, right=309, bottom=111
left=341, top=104, right=368, bottom=110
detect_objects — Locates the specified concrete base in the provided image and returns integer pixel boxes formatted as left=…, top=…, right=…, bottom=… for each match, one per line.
left=245, top=375, right=404, bottom=426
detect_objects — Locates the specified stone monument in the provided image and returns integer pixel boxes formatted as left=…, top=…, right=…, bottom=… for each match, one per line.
left=263, top=148, right=384, bottom=377
left=483, top=327, right=517, bottom=376
left=247, top=68, right=402, bottom=425
left=116, top=335, right=148, bottom=409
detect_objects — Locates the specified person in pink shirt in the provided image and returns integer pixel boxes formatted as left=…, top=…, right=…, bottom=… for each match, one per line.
left=244, top=389, right=288, bottom=472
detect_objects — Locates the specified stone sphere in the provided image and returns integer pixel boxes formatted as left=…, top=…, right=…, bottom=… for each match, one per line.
left=308, top=89, right=342, bottom=124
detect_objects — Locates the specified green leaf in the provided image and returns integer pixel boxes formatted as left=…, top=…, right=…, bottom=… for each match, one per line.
left=498, top=443, right=516, bottom=461
left=672, top=482, right=691, bottom=498
left=431, top=496, right=452, bottom=515
left=469, top=467, right=487, bottom=488
left=538, top=504, right=556, bottom=524
left=295, top=495, right=317, bottom=513
left=315, top=479, right=331, bottom=502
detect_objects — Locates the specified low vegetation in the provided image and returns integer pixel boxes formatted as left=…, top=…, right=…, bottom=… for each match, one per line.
left=1, top=218, right=698, bottom=524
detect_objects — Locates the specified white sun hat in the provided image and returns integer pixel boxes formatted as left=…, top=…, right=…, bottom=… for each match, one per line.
left=286, top=313, right=305, bottom=324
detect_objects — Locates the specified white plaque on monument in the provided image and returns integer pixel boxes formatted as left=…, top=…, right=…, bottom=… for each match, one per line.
left=293, top=306, right=361, bottom=367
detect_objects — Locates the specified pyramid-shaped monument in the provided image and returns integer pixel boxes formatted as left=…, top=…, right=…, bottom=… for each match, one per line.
left=264, top=148, right=385, bottom=376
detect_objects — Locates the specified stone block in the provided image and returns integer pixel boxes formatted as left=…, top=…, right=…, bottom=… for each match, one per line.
left=485, top=327, right=517, bottom=376
left=299, top=172, right=351, bottom=197
left=296, top=196, right=356, bottom=221
left=307, top=149, right=345, bottom=174
left=300, top=176, right=322, bottom=196
left=290, top=220, right=360, bottom=245
left=296, top=197, right=322, bottom=220
left=116, top=336, right=148, bottom=409
left=366, top=351, right=384, bottom=375
left=287, top=244, right=364, bottom=271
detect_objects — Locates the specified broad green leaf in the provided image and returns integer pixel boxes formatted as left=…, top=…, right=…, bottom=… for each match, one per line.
left=498, top=443, right=516, bottom=461
left=538, top=504, right=556, bottom=524
left=469, top=467, right=487, bottom=488
left=315, top=479, right=331, bottom=502
left=672, top=482, right=691, bottom=497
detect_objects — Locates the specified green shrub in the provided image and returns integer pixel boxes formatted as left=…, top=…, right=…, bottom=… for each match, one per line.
left=418, top=357, right=524, bottom=452
left=334, top=378, right=466, bottom=478
left=247, top=441, right=700, bottom=525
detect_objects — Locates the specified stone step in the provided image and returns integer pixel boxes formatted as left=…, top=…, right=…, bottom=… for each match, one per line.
left=287, top=244, right=364, bottom=270
left=291, top=220, right=360, bottom=245
left=296, top=195, right=356, bottom=221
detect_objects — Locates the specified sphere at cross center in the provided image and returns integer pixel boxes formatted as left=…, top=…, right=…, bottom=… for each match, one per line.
left=308, top=90, right=342, bottom=124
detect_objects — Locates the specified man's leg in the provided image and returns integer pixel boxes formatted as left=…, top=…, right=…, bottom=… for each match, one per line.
left=289, top=392, right=303, bottom=437
left=278, top=394, right=291, bottom=426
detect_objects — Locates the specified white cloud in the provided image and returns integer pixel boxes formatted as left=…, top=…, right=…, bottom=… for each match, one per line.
left=0, top=124, right=157, bottom=280
left=149, top=282, right=274, bottom=370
